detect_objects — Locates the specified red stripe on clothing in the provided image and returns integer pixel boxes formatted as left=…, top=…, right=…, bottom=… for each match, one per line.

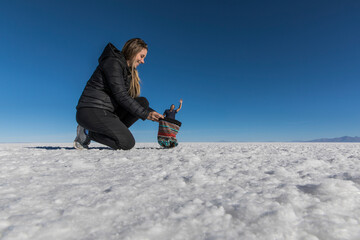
left=158, top=132, right=176, bottom=138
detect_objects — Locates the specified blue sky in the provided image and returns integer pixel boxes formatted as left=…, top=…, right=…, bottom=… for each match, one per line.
left=1, top=0, right=359, bottom=142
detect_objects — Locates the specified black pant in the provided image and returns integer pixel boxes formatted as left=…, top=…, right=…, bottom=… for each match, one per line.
left=76, top=97, right=149, bottom=150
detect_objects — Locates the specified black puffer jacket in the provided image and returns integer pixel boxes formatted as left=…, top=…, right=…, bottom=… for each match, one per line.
left=76, top=43, right=150, bottom=120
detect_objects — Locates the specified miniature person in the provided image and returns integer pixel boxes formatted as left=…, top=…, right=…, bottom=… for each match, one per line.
left=163, top=99, right=183, bottom=120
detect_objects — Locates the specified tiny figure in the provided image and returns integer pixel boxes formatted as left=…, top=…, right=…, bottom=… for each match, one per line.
left=163, top=99, right=183, bottom=120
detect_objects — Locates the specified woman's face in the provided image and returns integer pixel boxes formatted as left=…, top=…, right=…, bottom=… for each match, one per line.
left=132, top=48, right=147, bottom=68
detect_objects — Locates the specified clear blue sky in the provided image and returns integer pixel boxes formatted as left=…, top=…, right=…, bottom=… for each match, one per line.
left=1, top=0, right=359, bottom=142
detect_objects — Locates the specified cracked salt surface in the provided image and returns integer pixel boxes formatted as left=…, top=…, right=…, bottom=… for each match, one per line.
left=0, top=142, right=360, bottom=240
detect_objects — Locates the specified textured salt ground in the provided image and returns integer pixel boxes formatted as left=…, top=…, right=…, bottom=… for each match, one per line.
left=0, top=142, right=360, bottom=240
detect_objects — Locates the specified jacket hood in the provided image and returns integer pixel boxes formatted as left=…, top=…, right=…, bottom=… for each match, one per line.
left=98, top=43, right=127, bottom=68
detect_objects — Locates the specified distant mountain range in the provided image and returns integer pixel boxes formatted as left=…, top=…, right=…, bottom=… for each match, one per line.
left=304, top=136, right=360, bottom=142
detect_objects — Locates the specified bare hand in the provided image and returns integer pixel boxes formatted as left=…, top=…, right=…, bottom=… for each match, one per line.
left=147, top=111, right=164, bottom=122
left=180, top=99, right=183, bottom=103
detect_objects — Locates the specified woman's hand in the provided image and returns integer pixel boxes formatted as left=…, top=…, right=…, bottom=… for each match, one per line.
left=147, top=111, right=164, bottom=122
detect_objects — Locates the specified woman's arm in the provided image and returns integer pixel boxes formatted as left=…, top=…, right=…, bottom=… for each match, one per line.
left=147, top=111, right=164, bottom=122
left=101, top=57, right=150, bottom=120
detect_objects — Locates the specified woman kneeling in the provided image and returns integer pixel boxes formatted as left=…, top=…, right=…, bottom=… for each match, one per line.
left=74, top=38, right=163, bottom=150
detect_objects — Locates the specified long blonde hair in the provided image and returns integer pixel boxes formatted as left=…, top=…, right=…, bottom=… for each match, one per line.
left=121, top=38, right=148, bottom=98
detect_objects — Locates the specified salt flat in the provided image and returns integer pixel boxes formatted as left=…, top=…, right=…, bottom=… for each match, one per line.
left=0, top=142, right=360, bottom=240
